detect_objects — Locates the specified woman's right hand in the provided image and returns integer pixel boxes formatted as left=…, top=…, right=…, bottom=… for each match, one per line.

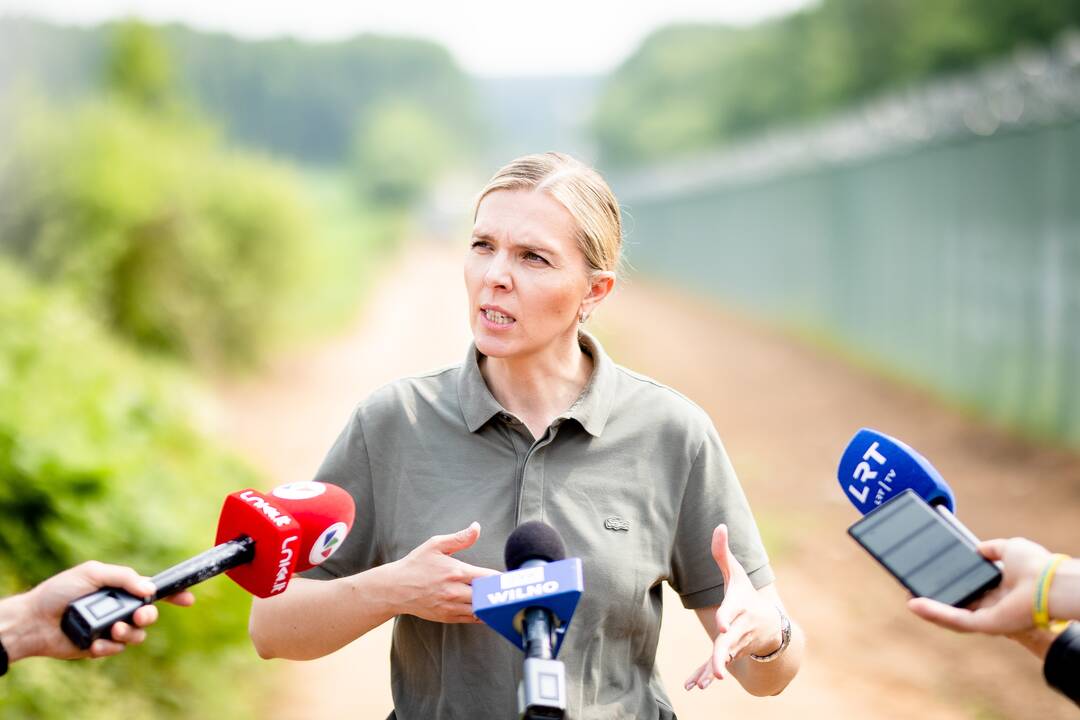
left=387, top=522, right=498, bottom=624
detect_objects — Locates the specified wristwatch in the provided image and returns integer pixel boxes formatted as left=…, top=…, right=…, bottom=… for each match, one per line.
left=0, top=633, right=9, bottom=676
left=749, top=606, right=792, bottom=663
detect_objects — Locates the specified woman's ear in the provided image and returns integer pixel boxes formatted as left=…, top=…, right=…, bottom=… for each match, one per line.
left=581, top=271, right=616, bottom=318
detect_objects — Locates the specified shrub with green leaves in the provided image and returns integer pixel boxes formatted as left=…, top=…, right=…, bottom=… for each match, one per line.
left=0, top=97, right=313, bottom=367
left=0, top=260, right=268, bottom=718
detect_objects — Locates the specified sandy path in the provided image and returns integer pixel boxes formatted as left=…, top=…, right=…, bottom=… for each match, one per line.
left=213, top=241, right=1079, bottom=719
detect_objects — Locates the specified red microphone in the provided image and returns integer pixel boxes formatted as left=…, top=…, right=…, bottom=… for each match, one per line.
left=61, top=481, right=355, bottom=649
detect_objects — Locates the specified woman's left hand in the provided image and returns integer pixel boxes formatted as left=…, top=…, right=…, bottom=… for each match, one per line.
left=684, top=524, right=783, bottom=689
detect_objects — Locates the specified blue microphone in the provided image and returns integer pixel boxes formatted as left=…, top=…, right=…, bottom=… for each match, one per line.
left=472, top=521, right=583, bottom=720
left=838, top=428, right=978, bottom=543
left=838, top=428, right=956, bottom=513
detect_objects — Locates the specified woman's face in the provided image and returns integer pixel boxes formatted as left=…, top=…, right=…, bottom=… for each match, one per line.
left=465, top=189, right=597, bottom=360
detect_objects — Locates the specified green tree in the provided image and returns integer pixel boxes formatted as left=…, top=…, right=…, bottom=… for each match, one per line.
left=592, top=0, right=1080, bottom=168
left=103, top=20, right=174, bottom=111
left=350, top=100, right=456, bottom=207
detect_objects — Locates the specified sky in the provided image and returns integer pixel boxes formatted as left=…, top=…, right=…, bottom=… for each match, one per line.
left=0, top=0, right=815, bottom=76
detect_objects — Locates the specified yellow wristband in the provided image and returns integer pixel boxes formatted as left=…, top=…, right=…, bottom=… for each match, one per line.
left=1033, top=554, right=1069, bottom=630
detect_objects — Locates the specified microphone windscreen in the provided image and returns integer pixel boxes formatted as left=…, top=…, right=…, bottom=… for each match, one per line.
left=215, top=488, right=304, bottom=597
left=838, top=428, right=956, bottom=515
left=268, top=482, right=356, bottom=572
left=505, top=521, right=566, bottom=571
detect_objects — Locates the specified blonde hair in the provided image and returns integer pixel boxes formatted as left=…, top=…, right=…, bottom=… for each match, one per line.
left=473, top=152, right=622, bottom=274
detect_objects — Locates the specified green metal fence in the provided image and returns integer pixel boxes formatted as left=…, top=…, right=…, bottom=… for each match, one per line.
left=614, top=46, right=1080, bottom=446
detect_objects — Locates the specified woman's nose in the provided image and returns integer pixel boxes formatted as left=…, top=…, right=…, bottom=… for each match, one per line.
left=484, top=252, right=512, bottom=290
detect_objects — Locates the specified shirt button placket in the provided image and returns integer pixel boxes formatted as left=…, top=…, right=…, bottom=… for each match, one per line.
left=516, top=427, right=557, bottom=524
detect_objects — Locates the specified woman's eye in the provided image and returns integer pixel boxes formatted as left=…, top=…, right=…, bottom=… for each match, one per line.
left=470, top=240, right=491, bottom=250
left=524, top=252, right=549, bottom=264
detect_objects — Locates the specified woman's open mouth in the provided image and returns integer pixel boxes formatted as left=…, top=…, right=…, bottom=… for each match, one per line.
left=480, top=307, right=516, bottom=329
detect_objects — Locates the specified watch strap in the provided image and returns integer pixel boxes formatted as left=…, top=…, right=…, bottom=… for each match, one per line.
left=749, top=605, right=792, bottom=663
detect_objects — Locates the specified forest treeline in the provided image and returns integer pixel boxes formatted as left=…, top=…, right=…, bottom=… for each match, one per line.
left=0, top=16, right=479, bottom=166
left=592, top=0, right=1080, bottom=167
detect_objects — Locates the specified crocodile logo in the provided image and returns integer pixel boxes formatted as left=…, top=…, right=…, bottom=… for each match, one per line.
left=604, top=516, right=630, bottom=532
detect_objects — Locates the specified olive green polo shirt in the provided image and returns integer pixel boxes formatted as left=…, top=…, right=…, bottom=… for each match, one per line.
left=301, top=332, right=774, bottom=720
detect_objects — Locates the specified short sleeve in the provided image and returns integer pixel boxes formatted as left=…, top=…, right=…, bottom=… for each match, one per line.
left=669, top=423, right=774, bottom=609
left=299, top=406, right=381, bottom=581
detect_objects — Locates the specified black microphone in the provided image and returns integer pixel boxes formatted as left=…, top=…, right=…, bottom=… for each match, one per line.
left=504, top=521, right=568, bottom=719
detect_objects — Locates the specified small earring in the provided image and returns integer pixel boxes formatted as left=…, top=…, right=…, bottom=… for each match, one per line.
left=579, top=310, right=588, bottom=324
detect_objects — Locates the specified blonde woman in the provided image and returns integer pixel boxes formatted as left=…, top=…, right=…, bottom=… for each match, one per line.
left=249, top=152, right=804, bottom=719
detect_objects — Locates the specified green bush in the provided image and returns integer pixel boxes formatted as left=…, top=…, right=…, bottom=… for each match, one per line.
left=0, top=260, right=268, bottom=718
left=0, top=97, right=313, bottom=367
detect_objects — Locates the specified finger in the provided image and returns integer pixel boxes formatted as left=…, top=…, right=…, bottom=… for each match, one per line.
left=696, top=660, right=715, bottom=689
left=712, top=614, right=750, bottom=676
left=977, top=538, right=1007, bottom=563
left=444, top=586, right=479, bottom=607
left=907, top=597, right=982, bottom=633
left=457, top=562, right=501, bottom=581
left=683, top=660, right=710, bottom=690
left=692, top=662, right=713, bottom=689
left=131, top=604, right=158, bottom=628
left=162, top=590, right=196, bottom=607
left=427, top=522, right=481, bottom=555
left=710, top=641, right=731, bottom=680
left=89, top=638, right=125, bottom=658
left=683, top=660, right=706, bottom=690
left=81, top=562, right=156, bottom=598
left=110, top=622, right=147, bottom=646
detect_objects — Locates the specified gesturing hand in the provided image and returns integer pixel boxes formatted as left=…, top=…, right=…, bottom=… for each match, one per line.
left=907, top=537, right=1051, bottom=635
left=685, top=524, right=782, bottom=690
left=390, top=522, right=499, bottom=624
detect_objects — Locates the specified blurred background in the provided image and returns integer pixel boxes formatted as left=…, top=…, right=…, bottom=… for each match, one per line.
left=1, top=1, right=1078, bottom=718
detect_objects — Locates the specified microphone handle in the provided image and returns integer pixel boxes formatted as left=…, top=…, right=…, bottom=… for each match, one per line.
left=523, top=606, right=554, bottom=660
left=933, top=506, right=981, bottom=547
left=151, top=535, right=255, bottom=600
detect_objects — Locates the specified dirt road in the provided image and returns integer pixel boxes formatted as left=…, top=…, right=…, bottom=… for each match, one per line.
left=214, top=240, right=1079, bottom=719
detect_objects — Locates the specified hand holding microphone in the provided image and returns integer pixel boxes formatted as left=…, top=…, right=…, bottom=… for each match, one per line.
left=908, top=537, right=1079, bottom=635
left=61, top=480, right=355, bottom=651
left=0, top=562, right=193, bottom=665
left=839, top=428, right=1080, bottom=706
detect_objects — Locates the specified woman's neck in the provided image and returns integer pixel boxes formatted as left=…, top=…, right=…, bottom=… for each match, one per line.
left=480, top=329, right=593, bottom=437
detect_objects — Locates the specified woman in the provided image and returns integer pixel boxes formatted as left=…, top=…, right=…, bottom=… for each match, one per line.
left=249, top=152, right=804, bottom=718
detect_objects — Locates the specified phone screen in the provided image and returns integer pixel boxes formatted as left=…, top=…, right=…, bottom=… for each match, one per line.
left=847, top=490, right=1002, bottom=606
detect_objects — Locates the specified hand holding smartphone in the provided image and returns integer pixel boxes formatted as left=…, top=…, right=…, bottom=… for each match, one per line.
left=848, top=490, right=1002, bottom=607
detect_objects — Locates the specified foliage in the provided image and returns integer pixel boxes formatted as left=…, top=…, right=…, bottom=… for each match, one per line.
left=0, top=95, right=314, bottom=367
left=104, top=20, right=175, bottom=112
left=0, top=260, right=267, bottom=719
left=350, top=99, right=457, bottom=208
left=593, top=0, right=1080, bottom=167
left=0, top=17, right=481, bottom=167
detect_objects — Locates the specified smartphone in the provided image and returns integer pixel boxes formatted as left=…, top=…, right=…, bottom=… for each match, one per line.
left=847, top=489, right=1002, bottom=607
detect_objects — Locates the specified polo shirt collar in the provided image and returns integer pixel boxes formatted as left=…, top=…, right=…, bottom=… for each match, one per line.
left=457, top=330, right=617, bottom=437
